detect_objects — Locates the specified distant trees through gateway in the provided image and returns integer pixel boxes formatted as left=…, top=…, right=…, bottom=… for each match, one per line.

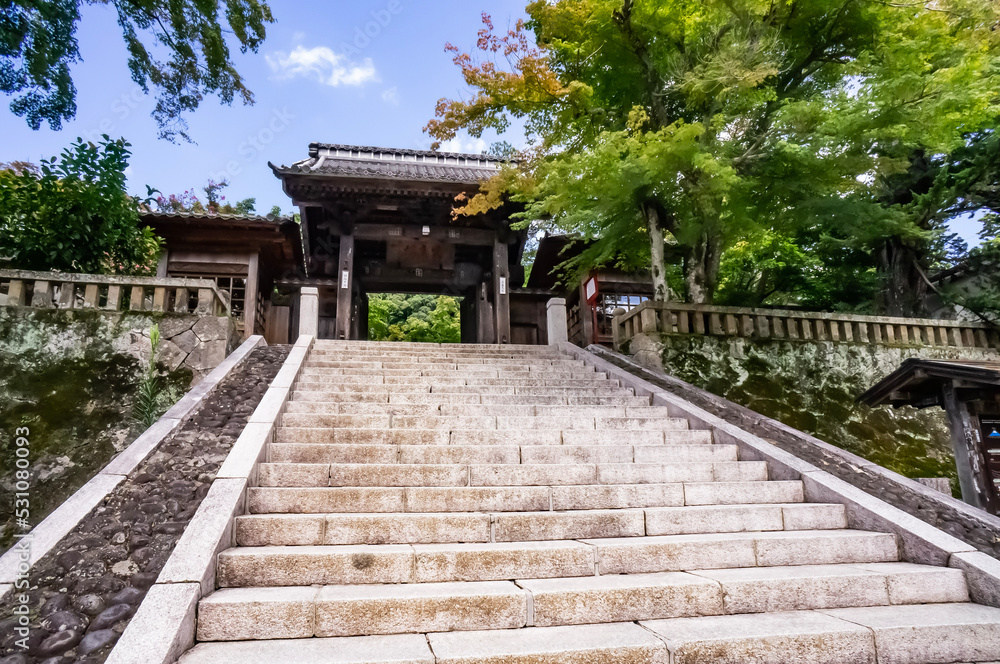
left=367, top=294, right=461, bottom=343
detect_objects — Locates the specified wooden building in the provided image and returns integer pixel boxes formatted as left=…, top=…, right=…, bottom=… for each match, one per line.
left=526, top=234, right=655, bottom=347
left=269, top=143, right=543, bottom=344
left=141, top=211, right=303, bottom=341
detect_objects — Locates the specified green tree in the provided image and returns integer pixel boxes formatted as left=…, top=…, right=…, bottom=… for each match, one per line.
left=368, top=294, right=461, bottom=343
left=0, top=135, right=161, bottom=274
left=1, top=0, right=274, bottom=141
left=427, top=1, right=1000, bottom=307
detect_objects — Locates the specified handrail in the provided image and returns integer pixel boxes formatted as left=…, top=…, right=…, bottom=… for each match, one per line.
left=0, top=269, right=231, bottom=317
left=612, top=300, right=1000, bottom=351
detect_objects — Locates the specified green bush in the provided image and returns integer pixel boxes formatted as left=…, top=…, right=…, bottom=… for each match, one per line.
left=0, top=136, right=161, bottom=274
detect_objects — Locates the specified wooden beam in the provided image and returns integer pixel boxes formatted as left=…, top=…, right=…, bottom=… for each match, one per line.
left=494, top=240, right=511, bottom=344
left=353, top=223, right=498, bottom=246
left=336, top=234, right=355, bottom=340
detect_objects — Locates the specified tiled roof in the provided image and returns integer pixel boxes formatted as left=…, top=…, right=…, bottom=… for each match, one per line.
left=141, top=210, right=293, bottom=224
left=270, top=142, right=507, bottom=185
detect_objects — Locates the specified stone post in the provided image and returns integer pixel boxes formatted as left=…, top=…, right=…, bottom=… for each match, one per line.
left=299, top=287, right=319, bottom=339
left=546, top=298, right=568, bottom=345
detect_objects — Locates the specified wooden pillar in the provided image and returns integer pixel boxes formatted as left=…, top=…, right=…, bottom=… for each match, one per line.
left=942, top=382, right=995, bottom=512
left=478, top=282, right=495, bottom=344
left=244, top=252, right=260, bottom=340
left=493, top=239, right=511, bottom=344
left=336, top=234, right=355, bottom=340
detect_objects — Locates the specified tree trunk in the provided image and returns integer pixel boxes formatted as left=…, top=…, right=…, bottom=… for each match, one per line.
left=877, top=236, right=927, bottom=317
left=683, top=230, right=722, bottom=304
left=644, top=204, right=671, bottom=302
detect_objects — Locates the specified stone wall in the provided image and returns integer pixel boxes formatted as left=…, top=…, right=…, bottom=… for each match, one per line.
left=627, top=333, right=1000, bottom=493
left=0, top=308, right=237, bottom=549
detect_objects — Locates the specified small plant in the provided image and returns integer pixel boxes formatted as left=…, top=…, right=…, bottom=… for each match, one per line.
left=133, top=325, right=163, bottom=428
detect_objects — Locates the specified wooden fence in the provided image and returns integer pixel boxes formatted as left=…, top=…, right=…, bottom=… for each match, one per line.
left=612, top=301, right=1000, bottom=351
left=0, top=269, right=230, bottom=317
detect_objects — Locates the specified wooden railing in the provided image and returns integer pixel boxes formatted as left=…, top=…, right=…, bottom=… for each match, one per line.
left=0, top=269, right=231, bottom=316
left=612, top=301, right=1000, bottom=351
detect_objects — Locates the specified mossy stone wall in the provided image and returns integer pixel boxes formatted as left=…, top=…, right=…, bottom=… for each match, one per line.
left=631, top=333, right=1000, bottom=494
left=0, top=308, right=233, bottom=547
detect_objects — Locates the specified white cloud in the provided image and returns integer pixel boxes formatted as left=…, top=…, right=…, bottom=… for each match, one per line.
left=439, top=137, right=488, bottom=154
left=266, top=45, right=378, bottom=87
left=381, top=87, right=400, bottom=105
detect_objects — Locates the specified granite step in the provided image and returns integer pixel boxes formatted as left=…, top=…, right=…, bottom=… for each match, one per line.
left=181, top=600, right=1000, bottom=664
left=197, top=563, right=968, bottom=640
left=278, top=413, right=690, bottom=430
left=290, top=385, right=636, bottom=397
left=267, top=443, right=740, bottom=465
left=275, top=427, right=709, bottom=446
left=282, top=402, right=672, bottom=418
left=255, top=461, right=767, bottom=487
left=246, top=481, right=797, bottom=514
left=216, top=530, right=897, bottom=587
left=234, top=504, right=848, bottom=546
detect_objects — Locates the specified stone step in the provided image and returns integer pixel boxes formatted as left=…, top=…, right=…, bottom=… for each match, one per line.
left=288, top=393, right=652, bottom=406
left=197, top=563, right=968, bottom=641
left=234, top=504, right=848, bottom=546
left=268, top=443, right=740, bottom=465
left=290, top=385, right=637, bottom=398
left=297, top=369, right=603, bottom=382
left=294, top=375, right=617, bottom=387
left=279, top=413, right=690, bottom=430
left=283, top=402, right=673, bottom=418
left=641, top=602, right=1000, bottom=664
left=181, top=600, right=1000, bottom=664
left=275, top=427, right=711, bottom=446
left=216, top=530, right=897, bottom=587
left=300, top=361, right=590, bottom=372
left=256, top=461, right=768, bottom=487
left=247, top=481, right=795, bottom=514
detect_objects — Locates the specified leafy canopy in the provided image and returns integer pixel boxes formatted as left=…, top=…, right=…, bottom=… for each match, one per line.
left=427, top=0, right=1000, bottom=307
left=0, top=135, right=161, bottom=274
left=1, top=0, right=274, bottom=141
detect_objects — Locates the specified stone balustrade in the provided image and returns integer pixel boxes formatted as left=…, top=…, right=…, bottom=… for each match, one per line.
left=0, top=269, right=230, bottom=316
left=613, top=300, right=1000, bottom=351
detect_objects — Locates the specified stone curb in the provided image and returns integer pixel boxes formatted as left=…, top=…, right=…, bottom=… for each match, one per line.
left=557, top=341, right=1000, bottom=608
left=105, top=335, right=314, bottom=664
left=0, top=335, right=265, bottom=587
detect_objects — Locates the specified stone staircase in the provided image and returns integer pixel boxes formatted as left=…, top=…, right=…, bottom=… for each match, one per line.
left=179, top=341, right=1000, bottom=663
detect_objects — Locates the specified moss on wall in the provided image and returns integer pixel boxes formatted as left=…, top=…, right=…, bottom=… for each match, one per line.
left=0, top=309, right=192, bottom=548
left=641, top=334, right=1000, bottom=495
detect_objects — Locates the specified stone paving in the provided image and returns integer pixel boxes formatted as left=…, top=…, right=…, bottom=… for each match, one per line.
left=0, top=345, right=289, bottom=664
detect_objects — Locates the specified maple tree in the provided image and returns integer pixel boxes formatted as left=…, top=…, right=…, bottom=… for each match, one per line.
left=427, top=0, right=1000, bottom=307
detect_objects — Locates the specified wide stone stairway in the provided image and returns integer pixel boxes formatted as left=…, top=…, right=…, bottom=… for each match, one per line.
left=179, top=341, right=1000, bottom=663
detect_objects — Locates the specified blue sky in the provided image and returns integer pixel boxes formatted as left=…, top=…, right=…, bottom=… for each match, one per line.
left=0, top=0, right=985, bottom=245
left=0, top=0, right=527, bottom=215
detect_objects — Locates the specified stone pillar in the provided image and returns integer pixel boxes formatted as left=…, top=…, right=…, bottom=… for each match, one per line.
left=546, top=298, right=568, bottom=345
left=299, top=287, right=319, bottom=339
